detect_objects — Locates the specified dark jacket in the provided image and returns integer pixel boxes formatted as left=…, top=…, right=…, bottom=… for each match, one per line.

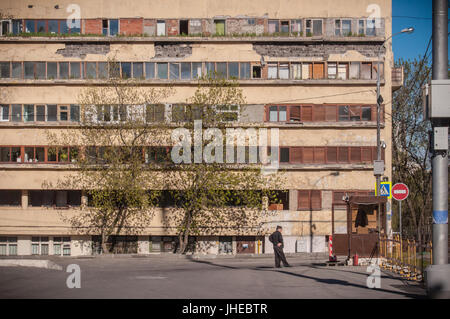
left=269, top=231, right=284, bottom=248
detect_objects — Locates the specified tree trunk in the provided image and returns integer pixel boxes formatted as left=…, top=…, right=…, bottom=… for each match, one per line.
left=101, top=232, right=110, bottom=254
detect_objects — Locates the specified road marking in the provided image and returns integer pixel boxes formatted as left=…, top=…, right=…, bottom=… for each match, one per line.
left=134, top=276, right=167, bottom=280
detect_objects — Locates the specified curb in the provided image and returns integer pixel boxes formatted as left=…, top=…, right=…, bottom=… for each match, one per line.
left=0, top=259, right=63, bottom=270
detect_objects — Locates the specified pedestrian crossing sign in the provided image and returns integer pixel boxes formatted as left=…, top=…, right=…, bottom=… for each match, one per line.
left=375, top=181, right=391, bottom=198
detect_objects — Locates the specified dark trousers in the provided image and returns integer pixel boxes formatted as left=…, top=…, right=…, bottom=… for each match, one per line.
left=273, top=246, right=289, bottom=267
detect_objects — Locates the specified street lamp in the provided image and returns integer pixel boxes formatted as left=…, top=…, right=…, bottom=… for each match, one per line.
left=375, top=27, right=414, bottom=239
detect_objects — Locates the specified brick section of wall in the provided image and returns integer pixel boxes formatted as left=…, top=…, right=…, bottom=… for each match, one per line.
left=188, top=19, right=202, bottom=35
left=226, top=18, right=264, bottom=35
left=84, top=19, right=102, bottom=35
left=119, top=18, right=143, bottom=36
left=56, top=43, right=110, bottom=58
left=143, top=19, right=156, bottom=36
left=166, top=19, right=179, bottom=36
left=253, top=43, right=384, bottom=59
left=153, top=44, right=192, bottom=58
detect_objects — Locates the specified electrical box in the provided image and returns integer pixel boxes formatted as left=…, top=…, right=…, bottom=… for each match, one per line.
left=423, top=80, right=450, bottom=119
left=433, top=126, right=449, bottom=150
left=373, top=160, right=385, bottom=176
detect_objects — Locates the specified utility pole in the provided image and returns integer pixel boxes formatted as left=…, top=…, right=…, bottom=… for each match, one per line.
left=424, top=0, right=450, bottom=299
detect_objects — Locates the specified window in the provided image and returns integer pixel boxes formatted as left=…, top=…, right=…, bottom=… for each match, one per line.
left=157, top=63, right=168, bottom=79
left=290, top=19, right=302, bottom=35
left=337, top=63, right=348, bottom=80
left=12, top=20, right=22, bottom=34
left=70, top=105, right=80, bottom=122
left=240, top=63, right=250, bottom=79
left=268, top=63, right=277, bottom=79
left=36, top=105, right=45, bottom=121
left=216, top=62, right=227, bottom=79
left=216, top=105, right=239, bottom=122
left=252, top=65, right=261, bottom=79
left=247, top=19, right=256, bottom=26
left=298, top=190, right=321, bottom=210
left=69, top=62, right=81, bottom=79
left=228, top=62, right=239, bottom=79
left=86, top=62, right=97, bottom=79
left=103, top=19, right=119, bottom=36
left=132, top=62, right=143, bottom=79
left=268, top=190, right=289, bottom=210
left=279, top=63, right=289, bottom=79
left=157, top=20, right=166, bottom=36
left=335, top=19, right=352, bottom=36
left=0, top=191, right=21, bottom=206
left=145, top=147, right=170, bottom=163
left=25, top=20, right=35, bottom=33
left=53, top=237, right=71, bottom=256
left=12, top=62, right=22, bottom=78
left=31, top=237, right=49, bottom=255
left=361, top=106, right=372, bottom=121
left=169, top=63, right=180, bottom=79
left=145, top=62, right=155, bottom=79
left=312, top=63, right=324, bottom=79
left=268, top=20, right=279, bottom=34
left=48, top=20, right=58, bottom=34
left=366, top=19, right=376, bottom=36
left=24, top=104, right=34, bottom=122
left=0, top=20, right=10, bottom=36
left=181, top=63, right=191, bottom=79
left=328, top=63, right=337, bottom=79
left=214, top=20, right=225, bottom=36
left=280, top=147, right=289, bottom=163
left=361, top=62, right=372, bottom=80
left=306, top=19, right=322, bottom=36
left=0, top=62, right=10, bottom=78
left=98, top=62, right=108, bottom=79
left=302, top=63, right=311, bottom=79
left=24, top=62, right=34, bottom=79
left=0, top=237, right=18, bottom=256
left=205, top=62, right=215, bottom=77
left=59, top=105, right=69, bottom=121
left=280, top=21, right=289, bottom=34
left=358, top=20, right=365, bottom=35
left=121, top=62, right=131, bottom=78
left=267, top=105, right=300, bottom=122
left=291, top=63, right=301, bottom=79
left=59, top=62, right=69, bottom=79
left=47, top=62, right=57, bottom=79
left=179, top=20, right=188, bottom=35
left=47, top=105, right=57, bottom=121
left=146, top=104, right=165, bottom=122
left=11, top=104, right=22, bottom=122
left=0, top=104, right=9, bottom=121
left=192, top=62, right=203, bottom=79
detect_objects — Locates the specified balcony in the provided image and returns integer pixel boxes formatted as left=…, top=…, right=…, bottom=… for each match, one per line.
left=392, top=66, right=404, bottom=91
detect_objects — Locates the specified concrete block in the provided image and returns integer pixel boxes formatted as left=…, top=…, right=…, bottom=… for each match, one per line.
left=296, top=236, right=326, bottom=253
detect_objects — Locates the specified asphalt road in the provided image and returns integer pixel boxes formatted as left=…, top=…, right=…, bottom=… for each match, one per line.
left=0, top=255, right=426, bottom=299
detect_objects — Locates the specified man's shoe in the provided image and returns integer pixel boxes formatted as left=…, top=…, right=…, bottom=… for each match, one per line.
left=284, top=264, right=292, bottom=267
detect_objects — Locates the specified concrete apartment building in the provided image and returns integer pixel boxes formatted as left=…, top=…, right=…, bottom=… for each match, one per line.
left=0, top=0, right=400, bottom=256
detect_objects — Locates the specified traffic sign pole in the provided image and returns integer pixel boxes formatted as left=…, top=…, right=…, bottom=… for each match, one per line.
left=392, top=183, right=409, bottom=239
left=399, top=200, right=402, bottom=240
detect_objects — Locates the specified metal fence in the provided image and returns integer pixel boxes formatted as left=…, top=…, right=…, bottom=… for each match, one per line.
left=379, top=234, right=432, bottom=281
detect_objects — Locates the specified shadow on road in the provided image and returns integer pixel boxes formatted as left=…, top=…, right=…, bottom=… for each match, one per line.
left=186, top=257, right=426, bottom=299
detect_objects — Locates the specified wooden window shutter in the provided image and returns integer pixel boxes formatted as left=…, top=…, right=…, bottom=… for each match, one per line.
left=290, top=147, right=302, bottom=163
left=333, top=191, right=345, bottom=204
left=372, top=146, right=378, bottom=161
left=314, top=147, right=326, bottom=163
left=361, top=147, right=372, bottom=163
left=350, top=147, right=361, bottom=162
left=338, top=147, right=349, bottom=163
left=289, top=105, right=301, bottom=122
left=301, top=105, right=313, bottom=122
left=298, top=190, right=310, bottom=210
left=371, top=105, right=377, bottom=122
left=325, top=105, right=337, bottom=121
left=302, top=147, right=314, bottom=163
left=311, top=190, right=321, bottom=210
left=327, top=147, right=338, bottom=163
left=314, top=105, right=326, bottom=121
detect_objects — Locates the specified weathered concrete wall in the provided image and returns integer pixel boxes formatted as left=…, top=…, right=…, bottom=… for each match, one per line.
left=153, top=44, right=192, bottom=59
left=55, top=43, right=110, bottom=58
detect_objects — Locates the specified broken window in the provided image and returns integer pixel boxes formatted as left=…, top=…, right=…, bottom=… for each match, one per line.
left=366, top=19, right=376, bottom=36
left=11, top=104, right=22, bottom=122
left=145, top=62, right=155, bottom=79
left=179, top=20, right=188, bottom=35
left=362, top=106, right=372, bottom=121
left=169, top=63, right=180, bottom=79
left=132, top=62, right=143, bottom=79
left=349, top=62, right=360, bottom=79
left=214, top=20, right=225, bottom=36
left=157, top=20, right=166, bottom=36
left=0, top=104, right=9, bottom=121
left=24, top=104, right=34, bottom=122
left=157, top=63, right=168, bottom=79
left=240, top=63, right=250, bottom=79
left=25, top=20, right=35, bottom=33
left=337, top=63, right=348, bottom=80
left=361, top=62, right=372, bottom=80
left=12, top=20, right=22, bottom=34
left=12, top=62, right=22, bottom=78
left=109, top=19, right=118, bottom=36
left=0, top=20, right=10, bottom=35
left=268, top=20, right=279, bottom=34
left=59, top=62, right=69, bottom=79
left=291, top=20, right=302, bottom=35
left=181, top=63, right=191, bottom=79
left=252, top=65, right=261, bottom=79
left=0, top=62, right=10, bottom=78
left=102, top=19, right=108, bottom=36
left=47, top=62, right=57, bottom=79
left=290, top=63, right=301, bottom=79
left=338, top=105, right=349, bottom=121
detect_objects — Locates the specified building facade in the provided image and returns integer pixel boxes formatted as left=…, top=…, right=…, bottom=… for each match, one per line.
left=0, top=0, right=399, bottom=256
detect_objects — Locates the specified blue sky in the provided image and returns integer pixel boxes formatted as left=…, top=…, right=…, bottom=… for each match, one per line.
left=392, top=0, right=449, bottom=62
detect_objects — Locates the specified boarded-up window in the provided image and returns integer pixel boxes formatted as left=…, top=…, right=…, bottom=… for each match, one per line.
left=338, top=147, right=349, bottom=163
left=327, top=147, right=338, bottom=163
left=301, top=105, right=313, bottom=121
left=302, top=63, right=311, bottom=79
left=314, top=147, right=326, bottom=163
left=314, top=105, right=326, bottom=121
left=350, top=147, right=361, bottom=162
left=303, top=147, right=314, bottom=163
left=325, top=105, right=337, bottom=121
left=361, top=147, right=372, bottom=163
left=361, top=63, right=372, bottom=80
left=291, top=147, right=302, bottom=163
left=280, top=147, right=290, bottom=163
left=313, top=63, right=324, bottom=79
left=349, top=62, right=360, bottom=79
left=298, top=190, right=322, bottom=210
left=289, top=105, right=301, bottom=122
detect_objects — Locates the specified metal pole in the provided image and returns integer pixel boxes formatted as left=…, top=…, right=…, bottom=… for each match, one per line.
left=376, top=48, right=382, bottom=241
left=431, top=0, right=448, bottom=265
left=399, top=200, right=402, bottom=240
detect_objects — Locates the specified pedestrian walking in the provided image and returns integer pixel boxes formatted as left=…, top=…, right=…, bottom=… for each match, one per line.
left=269, top=226, right=291, bottom=268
